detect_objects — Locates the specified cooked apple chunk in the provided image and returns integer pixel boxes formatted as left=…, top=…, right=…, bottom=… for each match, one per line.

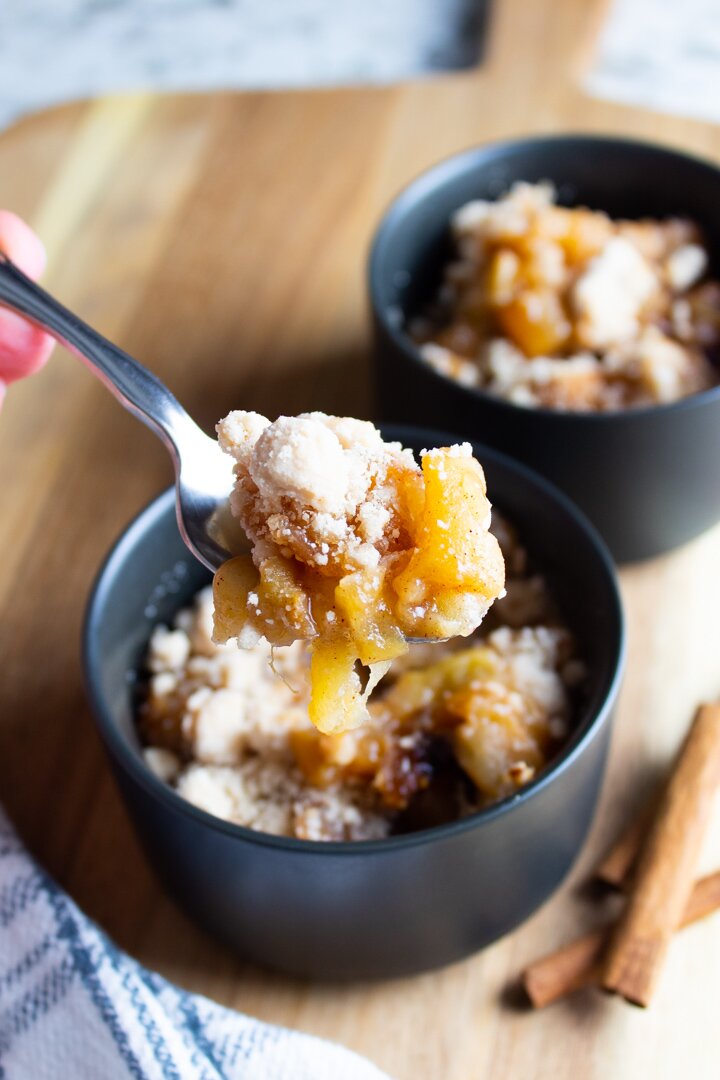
left=212, top=411, right=505, bottom=733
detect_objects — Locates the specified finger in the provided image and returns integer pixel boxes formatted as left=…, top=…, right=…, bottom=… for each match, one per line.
left=0, top=210, right=47, bottom=278
left=0, top=211, right=54, bottom=384
left=0, top=308, right=55, bottom=381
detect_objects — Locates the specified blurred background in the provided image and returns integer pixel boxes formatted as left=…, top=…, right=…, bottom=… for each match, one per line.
left=1, top=0, right=720, bottom=131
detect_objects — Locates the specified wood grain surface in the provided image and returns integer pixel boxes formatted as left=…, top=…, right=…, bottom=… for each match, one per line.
left=1, top=1, right=720, bottom=1076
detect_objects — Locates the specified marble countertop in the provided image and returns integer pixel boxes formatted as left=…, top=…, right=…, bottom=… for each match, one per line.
left=1, top=0, right=718, bottom=134
left=0, top=0, right=486, bottom=130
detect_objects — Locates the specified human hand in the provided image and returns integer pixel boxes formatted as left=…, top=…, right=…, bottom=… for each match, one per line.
left=0, top=211, right=54, bottom=408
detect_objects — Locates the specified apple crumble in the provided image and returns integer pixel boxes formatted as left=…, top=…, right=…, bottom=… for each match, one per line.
left=212, top=412, right=505, bottom=734
left=138, top=514, right=581, bottom=842
left=411, top=181, right=720, bottom=411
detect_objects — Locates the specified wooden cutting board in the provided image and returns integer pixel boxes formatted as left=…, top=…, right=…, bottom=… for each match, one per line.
left=1, top=1, right=719, bottom=1076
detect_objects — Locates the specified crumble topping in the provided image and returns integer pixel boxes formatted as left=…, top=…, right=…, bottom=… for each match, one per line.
left=216, top=410, right=419, bottom=573
left=572, top=236, right=659, bottom=349
left=412, top=182, right=720, bottom=411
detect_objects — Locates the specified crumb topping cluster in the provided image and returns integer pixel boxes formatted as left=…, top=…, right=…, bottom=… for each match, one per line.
left=217, top=411, right=419, bottom=575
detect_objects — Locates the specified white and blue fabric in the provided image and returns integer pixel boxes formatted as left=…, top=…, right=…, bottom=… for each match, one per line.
left=0, top=807, right=389, bottom=1080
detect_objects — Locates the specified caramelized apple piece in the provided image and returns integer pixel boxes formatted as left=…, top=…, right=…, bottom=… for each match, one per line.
left=290, top=726, right=383, bottom=787
left=257, top=556, right=317, bottom=643
left=213, top=554, right=316, bottom=647
left=212, top=555, right=259, bottom=643
left=395, top=468, right=426, bottom=533
left=496, top=289, right=570, bottom=357
left=308, top=636, right=391, bottom=735
left=392, top=448, right=504, bottom=636
left=561, top=210, right=613, bottom=265
left=335, top=566, right=407, bottom=666
left=448, top=685, right=548, bottom=799
left=374, top=646, right=496, bottom=726
left=289, top=727, right=344, bottom=787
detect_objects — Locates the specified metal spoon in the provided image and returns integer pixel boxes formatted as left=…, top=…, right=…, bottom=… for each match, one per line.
left=0, top=254, right=444, bottom=645
left=0, top=252, right=236, bottom=571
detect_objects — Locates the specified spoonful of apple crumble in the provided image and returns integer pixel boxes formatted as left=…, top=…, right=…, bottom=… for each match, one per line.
left=212, top=411, right=505, bottom=733
left=0, top=256, right=505, bottom=733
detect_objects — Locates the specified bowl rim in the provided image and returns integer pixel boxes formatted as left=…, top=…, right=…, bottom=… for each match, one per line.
left=368, top=131, right=720, bottom=422
left=83, top=429, right=626, bottom=856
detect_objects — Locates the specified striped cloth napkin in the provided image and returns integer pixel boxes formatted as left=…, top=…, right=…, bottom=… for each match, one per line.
left=0, top=807, right=389, bottom=1080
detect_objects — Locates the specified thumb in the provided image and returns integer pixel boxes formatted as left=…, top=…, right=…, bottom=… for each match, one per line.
left=0, top=211, right=54, bottom=387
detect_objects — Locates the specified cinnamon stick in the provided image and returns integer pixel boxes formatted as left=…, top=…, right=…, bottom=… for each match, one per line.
left=595, top=796, right=656, bottom=888
left=523, top=929, right=604, bottom=1007
left=523, top=869, right=720, bottom=1008
left=601, top=704, right=720, bottom=1006
left=685, top=868, right=720, bottom=922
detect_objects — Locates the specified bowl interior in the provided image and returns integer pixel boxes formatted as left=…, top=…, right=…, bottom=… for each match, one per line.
left=84, top=425, right=624, bottom=848
left=371, top=135, right=720, bottom=333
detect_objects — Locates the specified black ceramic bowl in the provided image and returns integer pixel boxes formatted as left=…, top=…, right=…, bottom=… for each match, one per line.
left=370, top=135, right=720, bottom=563
left=83, top=426, right=624, bottom=980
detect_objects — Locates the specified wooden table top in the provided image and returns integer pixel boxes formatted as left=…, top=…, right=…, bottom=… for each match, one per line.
left=1, top=1, right=720, bottom=1076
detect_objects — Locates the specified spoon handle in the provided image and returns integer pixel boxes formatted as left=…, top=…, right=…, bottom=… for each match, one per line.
left=0, top=254, right=206, bottom=460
